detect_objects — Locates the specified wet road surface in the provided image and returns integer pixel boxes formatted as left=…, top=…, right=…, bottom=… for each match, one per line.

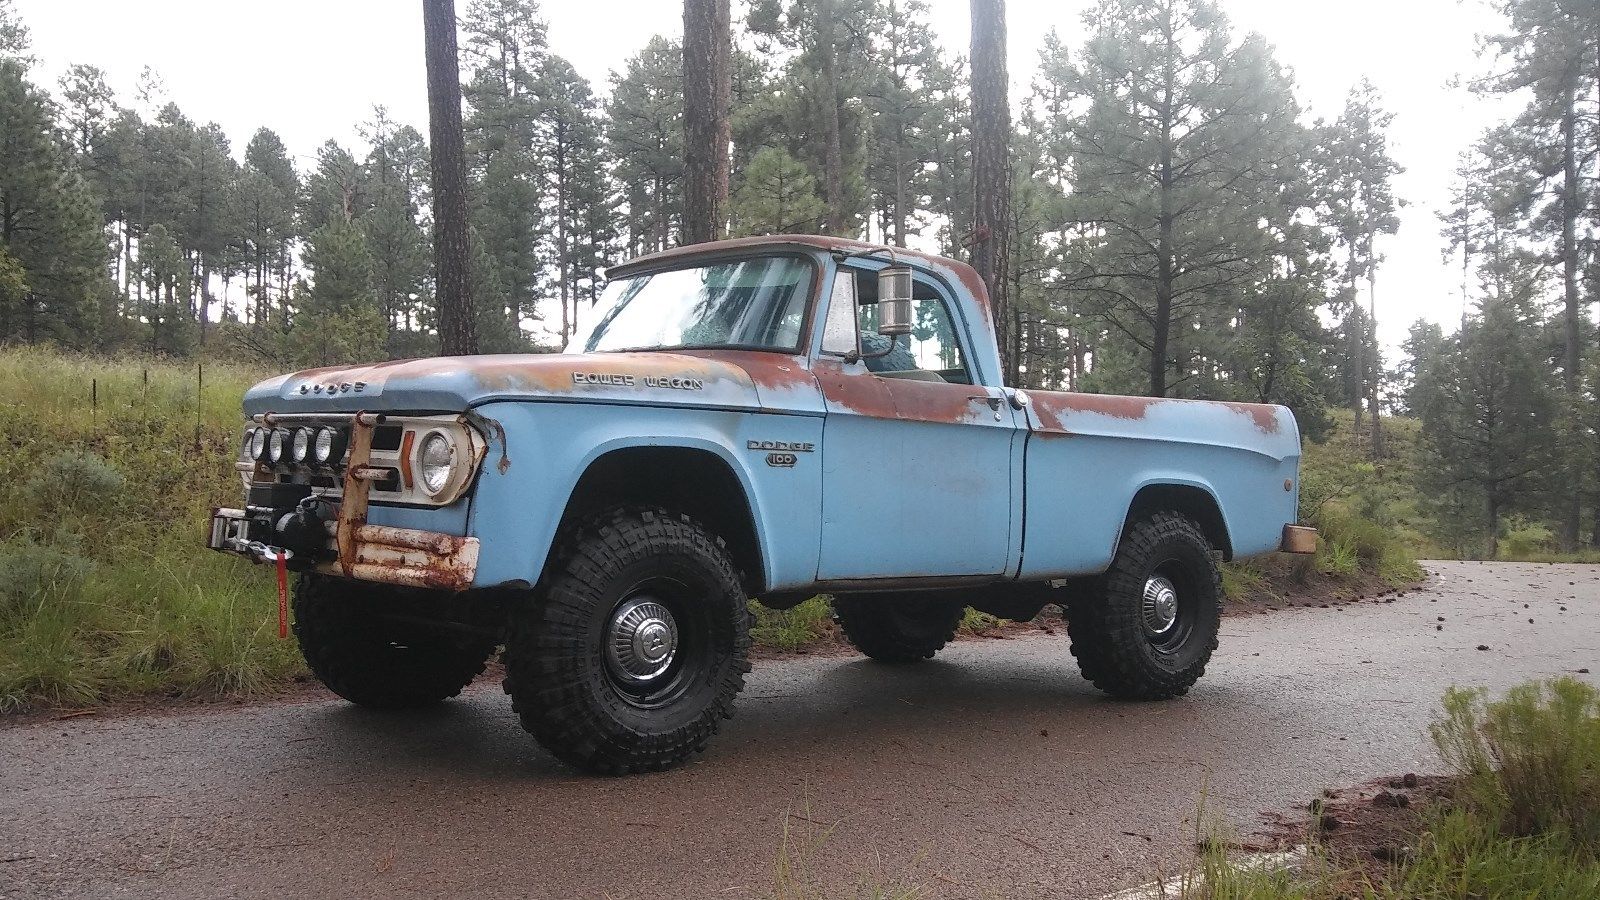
left=2, top=561, right=1595, bottom=899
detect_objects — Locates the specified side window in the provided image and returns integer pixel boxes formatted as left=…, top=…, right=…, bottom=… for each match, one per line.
left=856, top=284, right=971, bottom=385
left=821, top=270, right=860, bottom=357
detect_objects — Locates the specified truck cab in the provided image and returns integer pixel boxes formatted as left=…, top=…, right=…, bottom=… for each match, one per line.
left=209, top=236, right=1315, bottom=775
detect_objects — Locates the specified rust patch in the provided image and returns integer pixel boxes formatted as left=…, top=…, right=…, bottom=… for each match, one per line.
left=1218, top=401, right=1283, bottom=434
left=814, top=360, right=897, bottom=420
left=687, top=351, right=814, bottom=393
left=1029, top=391, right=1163, bottom=432
left=881, top=378, right=990, bottom=424
left=1028, top=391, right=1283, bottom=435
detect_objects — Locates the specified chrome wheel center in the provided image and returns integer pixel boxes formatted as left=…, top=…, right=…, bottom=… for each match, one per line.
left=606, top=597, right=679, bottom=684
left=1142, top=576, right=1180, bottom=635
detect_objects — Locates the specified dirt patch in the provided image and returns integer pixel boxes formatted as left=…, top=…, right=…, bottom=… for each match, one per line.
left=1240, top=773, right=1455, bottom=889
left=1226, top=570, right=1430, bottom=617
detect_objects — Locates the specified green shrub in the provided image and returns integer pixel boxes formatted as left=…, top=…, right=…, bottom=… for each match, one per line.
left=1499, top=516, right=1556, bottom=560
left=1431, top=677, right=1600, bottom=852
left=21, top=450, right=125, bottom=516
left=0, top=533, right=94, bottom=618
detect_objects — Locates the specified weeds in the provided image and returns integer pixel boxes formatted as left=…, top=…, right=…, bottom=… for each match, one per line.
left=751, top=597, right=837, bottom=652
left=1195, top=678, right=1600, bottom=899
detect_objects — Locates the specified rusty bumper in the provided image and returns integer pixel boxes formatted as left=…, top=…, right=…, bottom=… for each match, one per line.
left=1280, top=524, right=1319, bottom=555
left=208, top=507, right=480, bottom=591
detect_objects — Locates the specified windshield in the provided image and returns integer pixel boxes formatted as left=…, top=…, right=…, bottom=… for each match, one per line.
left=569, top=256, right=814, bottom=353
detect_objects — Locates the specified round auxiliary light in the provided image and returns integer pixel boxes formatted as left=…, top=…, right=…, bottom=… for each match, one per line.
left=241, top=427, right=258, bottom=462
left=268, top=428, right=290, bottom=464
left=313, top=426, right=347, bottom=465
left=250, top=426, right=269, bottom=461
left=291, top=427, right=313, bottom=463
left=417, top=431, right=454, bottom=495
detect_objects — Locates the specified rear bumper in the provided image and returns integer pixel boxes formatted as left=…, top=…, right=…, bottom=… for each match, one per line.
left=208, top=506, right=480, bottom=591
left=1280, top=524, right=1319, bottom=555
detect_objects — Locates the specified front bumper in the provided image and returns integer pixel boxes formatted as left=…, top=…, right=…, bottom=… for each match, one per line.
left=209, top=506, right=480, bottom=591
left=208, top=409, right=481, bottom=591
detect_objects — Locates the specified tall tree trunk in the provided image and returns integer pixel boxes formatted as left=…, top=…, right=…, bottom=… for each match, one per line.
left=1367, top=259, right=1384, bottom=457
left=817, top=0, right=847, bottom=235
left=682, top=0, right=731, bottom=245
left=970, top=0, right=1010, bottom=383
left=892, top=127, right=907, bottom=247
left=424, top=0, right=477, bottom=356
left=1559, top=83, right=1582, bottom=551
left=1348, top=242, right=1363, bottom=432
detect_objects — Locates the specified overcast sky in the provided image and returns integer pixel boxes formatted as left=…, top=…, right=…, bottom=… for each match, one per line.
left=15, top=0, right=1515, bottom=348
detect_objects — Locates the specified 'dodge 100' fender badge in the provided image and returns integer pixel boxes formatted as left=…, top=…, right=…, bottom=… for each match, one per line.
left=748, top=440, right=813, bottom=469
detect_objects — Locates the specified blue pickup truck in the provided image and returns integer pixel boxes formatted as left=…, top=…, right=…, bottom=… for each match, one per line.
left=208, top=235, right=1316, bottom=774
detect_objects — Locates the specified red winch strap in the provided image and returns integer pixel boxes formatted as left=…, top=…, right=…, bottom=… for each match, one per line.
left=275, top=551, right=289, bottom=639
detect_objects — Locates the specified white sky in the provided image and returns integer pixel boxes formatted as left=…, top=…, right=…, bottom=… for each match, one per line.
left=15, top=0, right=1517, bottom=349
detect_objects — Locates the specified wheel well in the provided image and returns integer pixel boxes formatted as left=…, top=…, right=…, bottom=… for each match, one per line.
left=1126, top=484, right=1232, bottom=560
left=556, top=447, right=765, bottom=592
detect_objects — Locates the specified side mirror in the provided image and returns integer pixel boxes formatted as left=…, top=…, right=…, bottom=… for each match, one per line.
left=876, top=266, right=914, bottom=337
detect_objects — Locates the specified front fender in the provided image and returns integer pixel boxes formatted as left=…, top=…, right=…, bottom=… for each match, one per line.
left=463, top=400, right=823, bottom=592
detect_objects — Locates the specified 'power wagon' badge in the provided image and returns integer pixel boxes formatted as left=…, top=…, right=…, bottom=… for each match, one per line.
left=572, top=373, right=705, bottom=390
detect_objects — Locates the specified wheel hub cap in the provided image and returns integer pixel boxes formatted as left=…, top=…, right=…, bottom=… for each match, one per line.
left=1142, top=576, right=1180, bottom=635
left=606, top=597, right=678, bottom=684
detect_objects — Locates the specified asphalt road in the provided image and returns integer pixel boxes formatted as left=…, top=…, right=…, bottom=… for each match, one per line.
left=2, top=561, right=1595, bottom=900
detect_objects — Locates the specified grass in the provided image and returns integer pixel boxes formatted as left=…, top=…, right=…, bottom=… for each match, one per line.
left=1192, top=677, right=1600, bottom=899
left=0, top=347, right=305, bottom=711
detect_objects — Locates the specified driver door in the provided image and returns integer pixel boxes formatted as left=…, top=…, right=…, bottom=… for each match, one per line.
left=814, top=267, right=1020, bottom=581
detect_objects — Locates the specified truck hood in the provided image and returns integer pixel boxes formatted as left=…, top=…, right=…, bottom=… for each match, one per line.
left=241, top=351, right=817, bottom=416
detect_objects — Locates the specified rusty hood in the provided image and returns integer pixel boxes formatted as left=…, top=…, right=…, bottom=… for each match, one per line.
left=240, top=351, right=808, bottom=416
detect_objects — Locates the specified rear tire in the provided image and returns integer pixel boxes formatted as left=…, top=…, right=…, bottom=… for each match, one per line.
left=292, top=573, right=496, bottom=709
left=1065, top=512, right=1222, bottom=699
left=502, top=507, right=752, bottom=775
left=831, top=593, right=966, bottom=663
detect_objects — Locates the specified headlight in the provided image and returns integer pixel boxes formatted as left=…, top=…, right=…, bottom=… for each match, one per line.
left=291, top=427, right=313, bottom=463
left=241, top=428, right=257, bottom=462
left=268, top=428, right=290, bottom=464
left=417, top=431, right=454, bottom=495
left=313, top=426, right=347, bottom=465
left=250, top=427, right=269, bottom=461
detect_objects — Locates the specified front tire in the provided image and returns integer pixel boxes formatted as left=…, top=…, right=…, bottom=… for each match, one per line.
left=832, top=593, right=966, bottom=663
left=503, top=507, right=752, bottom=775
left=292, top=574, right=497, bottom=709
left=1065, top=512, right=1222, bottom=699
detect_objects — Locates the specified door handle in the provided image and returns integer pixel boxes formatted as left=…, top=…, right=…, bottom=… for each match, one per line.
left=967, top=395, right=1003, bottom=412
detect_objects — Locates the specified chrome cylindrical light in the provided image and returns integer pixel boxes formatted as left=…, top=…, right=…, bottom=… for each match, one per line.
left=876, top=265, right=914, bottom=336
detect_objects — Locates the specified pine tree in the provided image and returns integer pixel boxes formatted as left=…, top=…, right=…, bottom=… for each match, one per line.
left=1052, top=0, right=1304, bottom=397
left=1317, top=79, right=1402, bottom=454
left=608, top=36, right=685, bottom=255
left=0, top=59, right=104, bottom=345
left=360, top=107, right=431, bottom=343
left=730, top=146, right=829, bottom=234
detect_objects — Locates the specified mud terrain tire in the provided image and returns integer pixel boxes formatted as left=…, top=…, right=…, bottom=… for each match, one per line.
left=1065, top=512, right=1222, bottom=699
left=293, top=573, right=496, bottom=709
left=503, top=507, right=752, bottom=775
left=832, top=593, right=966, bottom=663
